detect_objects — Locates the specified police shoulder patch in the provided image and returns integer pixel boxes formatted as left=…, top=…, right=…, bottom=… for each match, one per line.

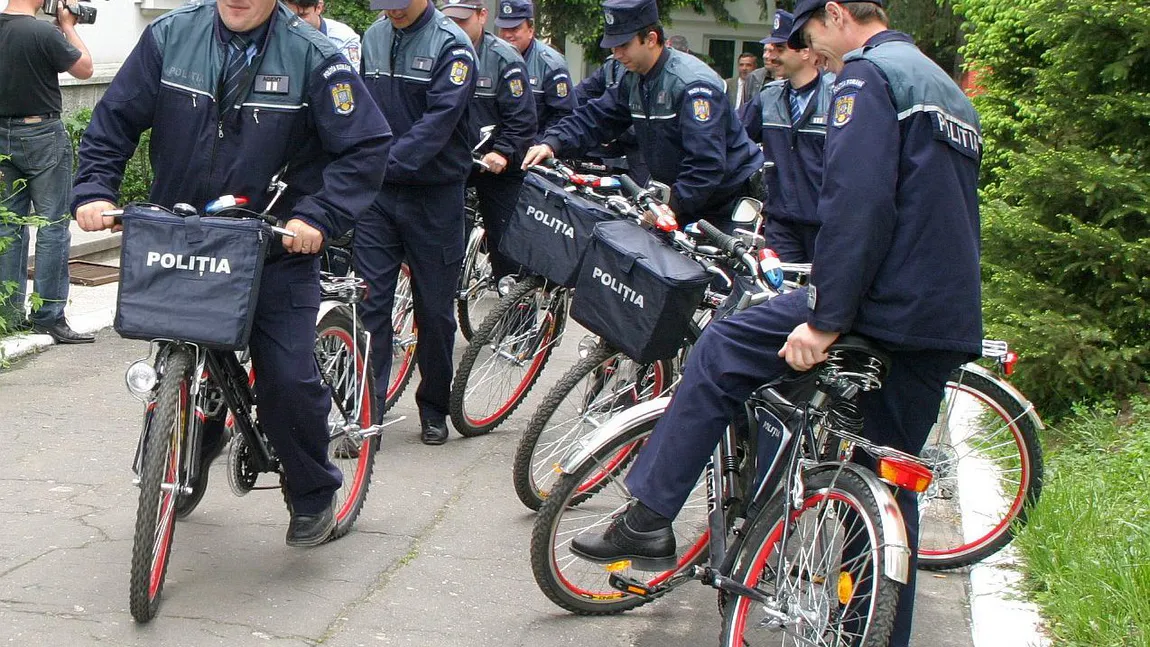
left=692, top=97, right=712, bottom=123
left=450, top=59, right=470, bottom=86
left=330, top=82, right=355, bottom=115
left=556, top=81, right=569, bottom=98
left=832, top=93, right=856, bottom=128
left=509, top=78, right=524, bottom=97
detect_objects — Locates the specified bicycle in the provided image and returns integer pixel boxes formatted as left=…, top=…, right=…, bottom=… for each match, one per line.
left=116, top=197, right=392, bottom=623
left=456, top=125, right=504, bottom=341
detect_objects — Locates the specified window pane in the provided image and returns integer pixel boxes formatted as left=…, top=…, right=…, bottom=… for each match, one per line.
left=708, top=39, right=735, bottom=78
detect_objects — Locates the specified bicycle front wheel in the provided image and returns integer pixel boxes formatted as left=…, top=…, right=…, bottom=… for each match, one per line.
left=917, top=365, right=1043, bottom=570
left=722, top=468, right=902, bottom=647
left=386, top=263, right=417, bottom=412
left=530, top=418, right=708, bottom=615
left=315, top=306, right=378, bottom=540
left=449, top=275, right=562, bottom=437
left=129, top=346, right=194, bottom=623
left=513, top=343, right=672, bottom=511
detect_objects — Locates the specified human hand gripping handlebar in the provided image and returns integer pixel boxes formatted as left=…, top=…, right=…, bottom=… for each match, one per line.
left=618, top=174, right=678, bottom=232
left=695, top=219, right=777, bottom=300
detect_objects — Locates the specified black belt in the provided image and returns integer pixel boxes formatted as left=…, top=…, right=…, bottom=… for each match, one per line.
left=0, top=112, right=61, bottom=125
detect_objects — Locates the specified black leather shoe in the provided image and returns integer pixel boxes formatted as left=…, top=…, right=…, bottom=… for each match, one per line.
left=175, top=431, right=228, bottom=518
left=570, top=513, right=677, bottom=572
left=420, top=419, right=448, bottom=446
left=286, top=497, right=336, bottom=547
left=31, top=319, right=94, bottom=344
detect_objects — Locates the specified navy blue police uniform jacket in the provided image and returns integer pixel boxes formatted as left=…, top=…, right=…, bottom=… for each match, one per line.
left=541, top=48, right=763, bottom=219
left=809, top=31, right=983, bottom=354
left=575, top=56, right=639, bottom=155
left=361, top=5, right=476, bottom=186
left=72, top=0, right=391, bottom=239
left=741, top=72, right=834, bottom=225
left=468, top=32, right=536, bottom=170
left=523, top=38, right=576, bottom=136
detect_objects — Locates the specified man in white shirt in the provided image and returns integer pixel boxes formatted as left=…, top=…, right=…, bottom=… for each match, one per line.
left=283, top=0, right=361, bottom=67
left=725, top=52, right=761, bottom=110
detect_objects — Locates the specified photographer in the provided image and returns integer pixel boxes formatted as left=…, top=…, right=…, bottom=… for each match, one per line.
left=0, top=0, right=93, bottom=341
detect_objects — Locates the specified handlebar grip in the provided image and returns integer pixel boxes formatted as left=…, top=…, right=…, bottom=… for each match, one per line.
left=696, top=219, right=744, bottom=257
left=618, top=174, right=644, bottom=198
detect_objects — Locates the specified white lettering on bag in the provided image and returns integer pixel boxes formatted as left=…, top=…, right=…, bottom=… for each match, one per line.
left=146, top=251, right=232, bottom=276
left=526, top=205, right=575, bottom=239
left=591, top=267, right=644, bottom=309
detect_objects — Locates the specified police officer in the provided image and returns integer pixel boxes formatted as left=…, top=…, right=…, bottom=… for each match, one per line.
left=740, top=10, right=834, bottom=262
left=569, top=2, right=983, bottom=645
left=494, top=0, right=575, bottom=135
left=442, top=0, right=536, bottom=282
left=574, top=55, right=650, bottom=185
left=522, top=0, right=764, bottom=232
left=358, top=0, right=476, bottom=446
left=282, top=0, right=361, bottom=68
left=73, top=0, right=392, bottom=546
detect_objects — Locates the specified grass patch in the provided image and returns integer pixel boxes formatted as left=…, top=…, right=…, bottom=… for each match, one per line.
left=1014, top=397, right=1150, bottom=646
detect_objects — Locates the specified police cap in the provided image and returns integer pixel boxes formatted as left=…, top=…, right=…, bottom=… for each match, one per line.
left=760, top=10, right=794, bottom=46
left=369, top=0, right=412, bottom=10
left=789, top=0, right=883, bottom=48
left=494, top=0, right=534, bottom=28
left=440, top=0, right=484, bottom=19
left=600, top=0, right=660, bottom=49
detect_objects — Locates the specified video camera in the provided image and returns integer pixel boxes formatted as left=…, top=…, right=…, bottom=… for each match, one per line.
left=42, top=0, right=97, bottom=25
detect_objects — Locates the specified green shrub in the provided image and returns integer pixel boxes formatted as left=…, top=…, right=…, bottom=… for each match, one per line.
left=0, top=156, right=48, bottom=336
left=65, top=108, right=153, bottom=205
left=958, top=0, right=1149, bottom=419
left=1014, top=397, right=1150, bottom=646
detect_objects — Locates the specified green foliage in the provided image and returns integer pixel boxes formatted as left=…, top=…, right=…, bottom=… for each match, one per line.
left=533, top=0, right=738, bottom=55
left=0, top=156, right=49, bottom=337
left=322, top=0, right=380, bottom=35
left=1014, top=397, right=1150, bottom=646
left=64, top=108, right=153, bottom=206
left=958, top=0, right=1149, bottom=419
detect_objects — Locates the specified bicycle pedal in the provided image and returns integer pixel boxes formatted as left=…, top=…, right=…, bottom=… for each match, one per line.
left=607, top=574, right=662, bottom=600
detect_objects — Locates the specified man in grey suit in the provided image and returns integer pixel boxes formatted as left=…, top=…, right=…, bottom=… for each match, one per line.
left=725, top=52, right=762, bottom=110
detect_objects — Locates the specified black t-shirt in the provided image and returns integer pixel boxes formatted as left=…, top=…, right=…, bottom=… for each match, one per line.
left=0, top=14, right=82, bottom=117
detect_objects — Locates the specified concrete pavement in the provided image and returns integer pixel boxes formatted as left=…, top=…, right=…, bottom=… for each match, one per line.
left=0, top=320, right=983, bottom=646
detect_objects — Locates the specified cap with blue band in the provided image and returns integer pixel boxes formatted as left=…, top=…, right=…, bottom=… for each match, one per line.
left=600, top=0, right=660, bottom=49
left=788, top=0, right=883, bottom=48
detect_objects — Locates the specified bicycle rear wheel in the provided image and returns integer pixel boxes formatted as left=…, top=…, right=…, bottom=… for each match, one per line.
left=917, top=365, right=1043, bottom=570
left=386, top=263, right=417, bottom=412
left=449, top=275, right=562, bottom=437
left=513, top=343, right=671, bottom=511
left=722, top=468, right=902, bottom=647
left=129, top=346, right=194, bottom=623
left=315, top=306, right=378, bottom=539
left=530, top=419, right=708, bottom=615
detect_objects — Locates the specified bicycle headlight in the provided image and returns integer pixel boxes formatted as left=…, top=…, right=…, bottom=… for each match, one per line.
left=125, top=360, right=158, bottom=398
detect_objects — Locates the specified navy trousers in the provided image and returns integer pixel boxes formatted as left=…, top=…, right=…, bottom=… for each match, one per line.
left=764, top=217, right=820, bottom=263
left=625, top=288, right=966, bottom=646
left=355, top=182, right=466, bottom=423
left=469, top=169, right=524, bottom=280
left=202, top=253, right=342, bottom=515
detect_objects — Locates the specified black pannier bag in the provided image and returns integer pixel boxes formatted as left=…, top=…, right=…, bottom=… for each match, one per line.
left=571, top=220, right=712, bottom=363
left=499, top=170, right=616, bottom=287
left=115, top=204, right=270, bottom=350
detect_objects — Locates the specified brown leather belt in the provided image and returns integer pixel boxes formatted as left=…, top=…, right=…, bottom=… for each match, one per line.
left=0, top=112, right=61, bottom=125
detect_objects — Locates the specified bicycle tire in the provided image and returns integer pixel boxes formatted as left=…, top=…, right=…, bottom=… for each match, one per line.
left=530, top=419, right=709, bottom=615
left=513, top=343, right=671, bottom=511
left=456, top=228, right=496, bottom=342
left=721, top=468, right=902, bottom=647
left=315, top=306, right=378, bottom=540
left=385, top=263, right=417, bottom=412
left=917, top=365, right=1043, bottom=570
left=129, top=346, right=193, bottom=623
left=449, top=275, right=561, bottom=437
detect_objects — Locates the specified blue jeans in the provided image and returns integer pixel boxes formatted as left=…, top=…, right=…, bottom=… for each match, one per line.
left=0, top=119, right=74, bottom=327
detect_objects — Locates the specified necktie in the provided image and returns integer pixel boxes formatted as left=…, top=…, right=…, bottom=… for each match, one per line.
left=220, top=34, right=252, bottom=116
left=789, top=87, right=813, bottom=125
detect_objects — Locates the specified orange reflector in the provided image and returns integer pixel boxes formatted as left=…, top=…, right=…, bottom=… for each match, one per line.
left=626, top=586, right=647, bottom=595
left=605, top=560, right=632, bottom=572
left=878, top=456, right=934, bottom=493
left=838, top=572, right=854, bottom=605
left=552, top=463, right=563, bottom=474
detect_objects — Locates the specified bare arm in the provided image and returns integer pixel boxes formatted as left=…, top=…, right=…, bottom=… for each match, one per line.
left=57, top=2, right=93, bottom=80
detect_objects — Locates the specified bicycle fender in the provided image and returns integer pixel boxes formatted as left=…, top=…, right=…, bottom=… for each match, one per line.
left=557, top=397, right=672, bottom=473
left=958, top=362, right=1044, bottom=431
left=807, top=462, right=912, bottom=585
left=317, top=299, right=341, bottom=323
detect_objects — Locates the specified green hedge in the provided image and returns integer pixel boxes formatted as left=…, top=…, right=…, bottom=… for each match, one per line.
left=958, top=0, right=1149, bottom=419
left=64, top=108, right=153, bottom=206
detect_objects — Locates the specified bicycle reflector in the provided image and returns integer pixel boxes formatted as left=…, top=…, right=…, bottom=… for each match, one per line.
left=1003, top=350, right=1019, bottom=376
left=877, top=456, right=933, bottom=493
